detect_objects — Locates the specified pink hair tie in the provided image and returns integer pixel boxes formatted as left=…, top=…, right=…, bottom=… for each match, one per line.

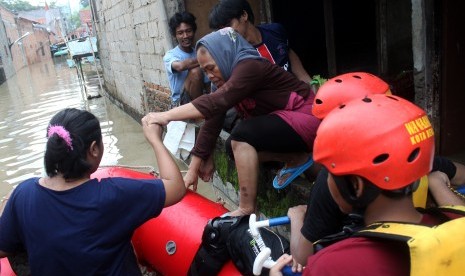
left=47, top=125, right=73, bottom=150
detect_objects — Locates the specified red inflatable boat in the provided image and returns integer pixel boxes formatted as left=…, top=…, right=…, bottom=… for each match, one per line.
left=0, top=167, right=241, bottom=276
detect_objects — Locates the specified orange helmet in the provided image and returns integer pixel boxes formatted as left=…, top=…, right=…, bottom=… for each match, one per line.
left=312, top=72, right=391, bottom=119
left=313, top=94, right=434, bottom=190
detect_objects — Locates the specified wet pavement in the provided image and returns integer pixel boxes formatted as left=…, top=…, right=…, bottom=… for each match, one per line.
left=0, top=58, right=219, bottom=205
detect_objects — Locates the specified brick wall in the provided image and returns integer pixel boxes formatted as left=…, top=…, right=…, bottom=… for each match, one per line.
left=17, top=18, right=52, bottom=65
left=0, top=7, right=25, bottom=72
left=95, top=0, right=174, bottom=116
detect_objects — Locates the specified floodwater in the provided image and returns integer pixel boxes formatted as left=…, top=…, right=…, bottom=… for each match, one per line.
left=0, top=58, right=220, bottom=206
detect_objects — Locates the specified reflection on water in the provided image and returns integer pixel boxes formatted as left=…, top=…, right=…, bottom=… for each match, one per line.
left=0, top=59, right=227, bottom=274
left=0, top=59, right=221, bottom=207
left=0, top=59, right=159, bottom=198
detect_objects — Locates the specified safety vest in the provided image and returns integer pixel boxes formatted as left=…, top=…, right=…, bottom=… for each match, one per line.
left=355, top=205, right=465, bottom=276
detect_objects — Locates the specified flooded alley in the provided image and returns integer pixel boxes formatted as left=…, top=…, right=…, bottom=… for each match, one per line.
left=0, top=58, right=218, bottom=205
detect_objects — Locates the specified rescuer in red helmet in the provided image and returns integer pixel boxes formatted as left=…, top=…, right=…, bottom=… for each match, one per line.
left=271, top=94, right=444, bottom=275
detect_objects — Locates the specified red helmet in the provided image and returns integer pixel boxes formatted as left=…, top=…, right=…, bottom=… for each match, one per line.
left=313, top=95, right=434, bottom=190
left=312, top=72, right=391, bottom=119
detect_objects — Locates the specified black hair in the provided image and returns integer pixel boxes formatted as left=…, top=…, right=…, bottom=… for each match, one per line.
left=332, top=174, right=415, bottom=210
left=209, top=0, right=255, bottom=30
left=168, top=11, right=197, bottom=37
left=44, top=108, right=102, bottom=180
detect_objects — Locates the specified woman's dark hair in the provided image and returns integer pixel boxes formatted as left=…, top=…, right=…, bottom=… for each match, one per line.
left=168, top=11, right=197, bottom=37
left=44, top=108, right=102, bottom=180
left=209, top=0, right=255, bottom=30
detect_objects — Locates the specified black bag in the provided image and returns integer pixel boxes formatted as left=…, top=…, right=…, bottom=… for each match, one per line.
left=227, top=215, right=290, bottom=276
left=188, top=215, right=290, bottom=276
left=188, top=216, right=242, bottom=276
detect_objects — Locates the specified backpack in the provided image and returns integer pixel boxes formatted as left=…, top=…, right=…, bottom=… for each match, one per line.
left=188, top=215, right=290, bottom=276
left=188, top=216, right=242, bottom=276
left=353, top=205, right=465, bottom=276
left=227, top=215, right=290, bottom=276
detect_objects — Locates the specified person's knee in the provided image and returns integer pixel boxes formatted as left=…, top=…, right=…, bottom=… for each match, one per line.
left=231, top=140, right=253, bottom=153
left=187, top=67, right=203, bottom=82
left=184, top=67, right=206, bottom=100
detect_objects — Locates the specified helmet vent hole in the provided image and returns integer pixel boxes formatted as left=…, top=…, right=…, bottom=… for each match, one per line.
left=373, top=153, right=389, bottom=164
left=362, top=97, right=372, bottom=103
left=339, top=104, right=346, bottom=109
left=315, top=99, right=323, bottom=104
left=335, top=79, right=342, bottom=83
left=352, top=75, right=361, bottom=79
left=386, top=95, right=399, bottom=101
left=407, top=148, right=420, bottom=162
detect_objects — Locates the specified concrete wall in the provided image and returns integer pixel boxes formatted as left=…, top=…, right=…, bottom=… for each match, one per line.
left=0, top=6, right=54, bottom=81
left=93, top=0, right=264, bottom=119
left=0, top=7, right=27, bottom=72
left=93, top=0, right=177, bottom=119
left=0, top=11, right=15, bottom=81
left=17, top=18, right=52, bottom=65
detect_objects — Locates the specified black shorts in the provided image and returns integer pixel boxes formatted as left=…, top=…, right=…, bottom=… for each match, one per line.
left=225, top=114, right=309, bottom=159
left=432, top=156, right=457, bottom=179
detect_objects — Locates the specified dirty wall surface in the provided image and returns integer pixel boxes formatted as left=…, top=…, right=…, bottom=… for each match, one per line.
left=94, top=0, right=181, bottom=119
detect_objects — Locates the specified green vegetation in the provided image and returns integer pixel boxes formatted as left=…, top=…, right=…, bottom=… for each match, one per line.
left=69, top=11, right=82, bottom=30
left=214, top=150, right=238, bottom=189
left=257, top=188, right=294, bottom=218
left=0, top=0, right=38, bottom=11
left=80, top=0, right=89, bottom=8
left=0, top=0, right=58, bottom=11
left=311, top=74, right=328, bottom=86
left=213, top=145, right=309, bottom=217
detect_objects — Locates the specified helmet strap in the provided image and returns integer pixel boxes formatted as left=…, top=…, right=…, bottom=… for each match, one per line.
left=380, top=182, right=416, bottom=198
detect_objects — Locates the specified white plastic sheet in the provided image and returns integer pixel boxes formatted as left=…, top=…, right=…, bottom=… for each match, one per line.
left=163, top=121, right=196, bottom=161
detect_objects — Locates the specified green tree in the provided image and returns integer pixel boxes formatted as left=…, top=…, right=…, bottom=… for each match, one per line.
left=68, top=11, right=82, bottom=32
left=48, top=1, right=58, bottom=9
left=0, top=0, right=37, bottom=11
left=80, top=0, right=89, bottom=8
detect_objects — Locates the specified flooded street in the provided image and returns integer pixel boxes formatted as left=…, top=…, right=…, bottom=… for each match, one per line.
left=0, top=58, right=219, bottom=205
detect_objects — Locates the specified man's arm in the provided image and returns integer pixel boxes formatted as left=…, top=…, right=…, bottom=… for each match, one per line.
left=428, top=171, right=465, bottom=206
left=288, top=49, right=312, bottom=84
left=141, top=118, right=186, bottom=207
left=288, top=205, right=314, bottom=265
left=171, top=57, right=199, bottom=72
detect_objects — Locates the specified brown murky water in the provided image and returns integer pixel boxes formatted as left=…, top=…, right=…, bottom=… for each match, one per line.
left=0, top=59, right=219, bottom=205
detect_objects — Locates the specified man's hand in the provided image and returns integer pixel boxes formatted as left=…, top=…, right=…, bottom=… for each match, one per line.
left=144, top=112, right=170, bottom=126
left=288, top=205, right=307, bottom=221
left=199, top=155, right=215, bottom=182
left=269, top=254, right=294, bottom=276
left=141, top=115, right=164, bottom=145
left=184, top=167, right=200, bottom=191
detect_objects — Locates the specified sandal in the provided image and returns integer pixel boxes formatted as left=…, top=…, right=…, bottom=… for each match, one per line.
left=272, top=157, right=314, bottom=190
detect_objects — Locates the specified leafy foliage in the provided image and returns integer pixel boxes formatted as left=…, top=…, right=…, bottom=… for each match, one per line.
left=80, top=0, right=89, bottom=8
left=69, top=11, right=82, bottom=30
left=0, top=0, right=58, bottom=12
left=311, top=74, right=327, bottom=86
left=0, top=0, right=37, bottom=11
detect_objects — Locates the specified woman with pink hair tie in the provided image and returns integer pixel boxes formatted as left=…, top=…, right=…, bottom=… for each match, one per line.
left=0, top=108, right=186, bottom=275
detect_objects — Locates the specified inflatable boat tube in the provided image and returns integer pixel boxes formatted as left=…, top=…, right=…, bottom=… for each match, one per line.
left=0, top=167, right=241, bottom=276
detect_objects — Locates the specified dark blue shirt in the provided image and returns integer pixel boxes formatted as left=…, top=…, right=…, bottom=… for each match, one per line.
left=256, top=23, right=291, bottom=72
left=0, top=177, right=166, bottom=275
